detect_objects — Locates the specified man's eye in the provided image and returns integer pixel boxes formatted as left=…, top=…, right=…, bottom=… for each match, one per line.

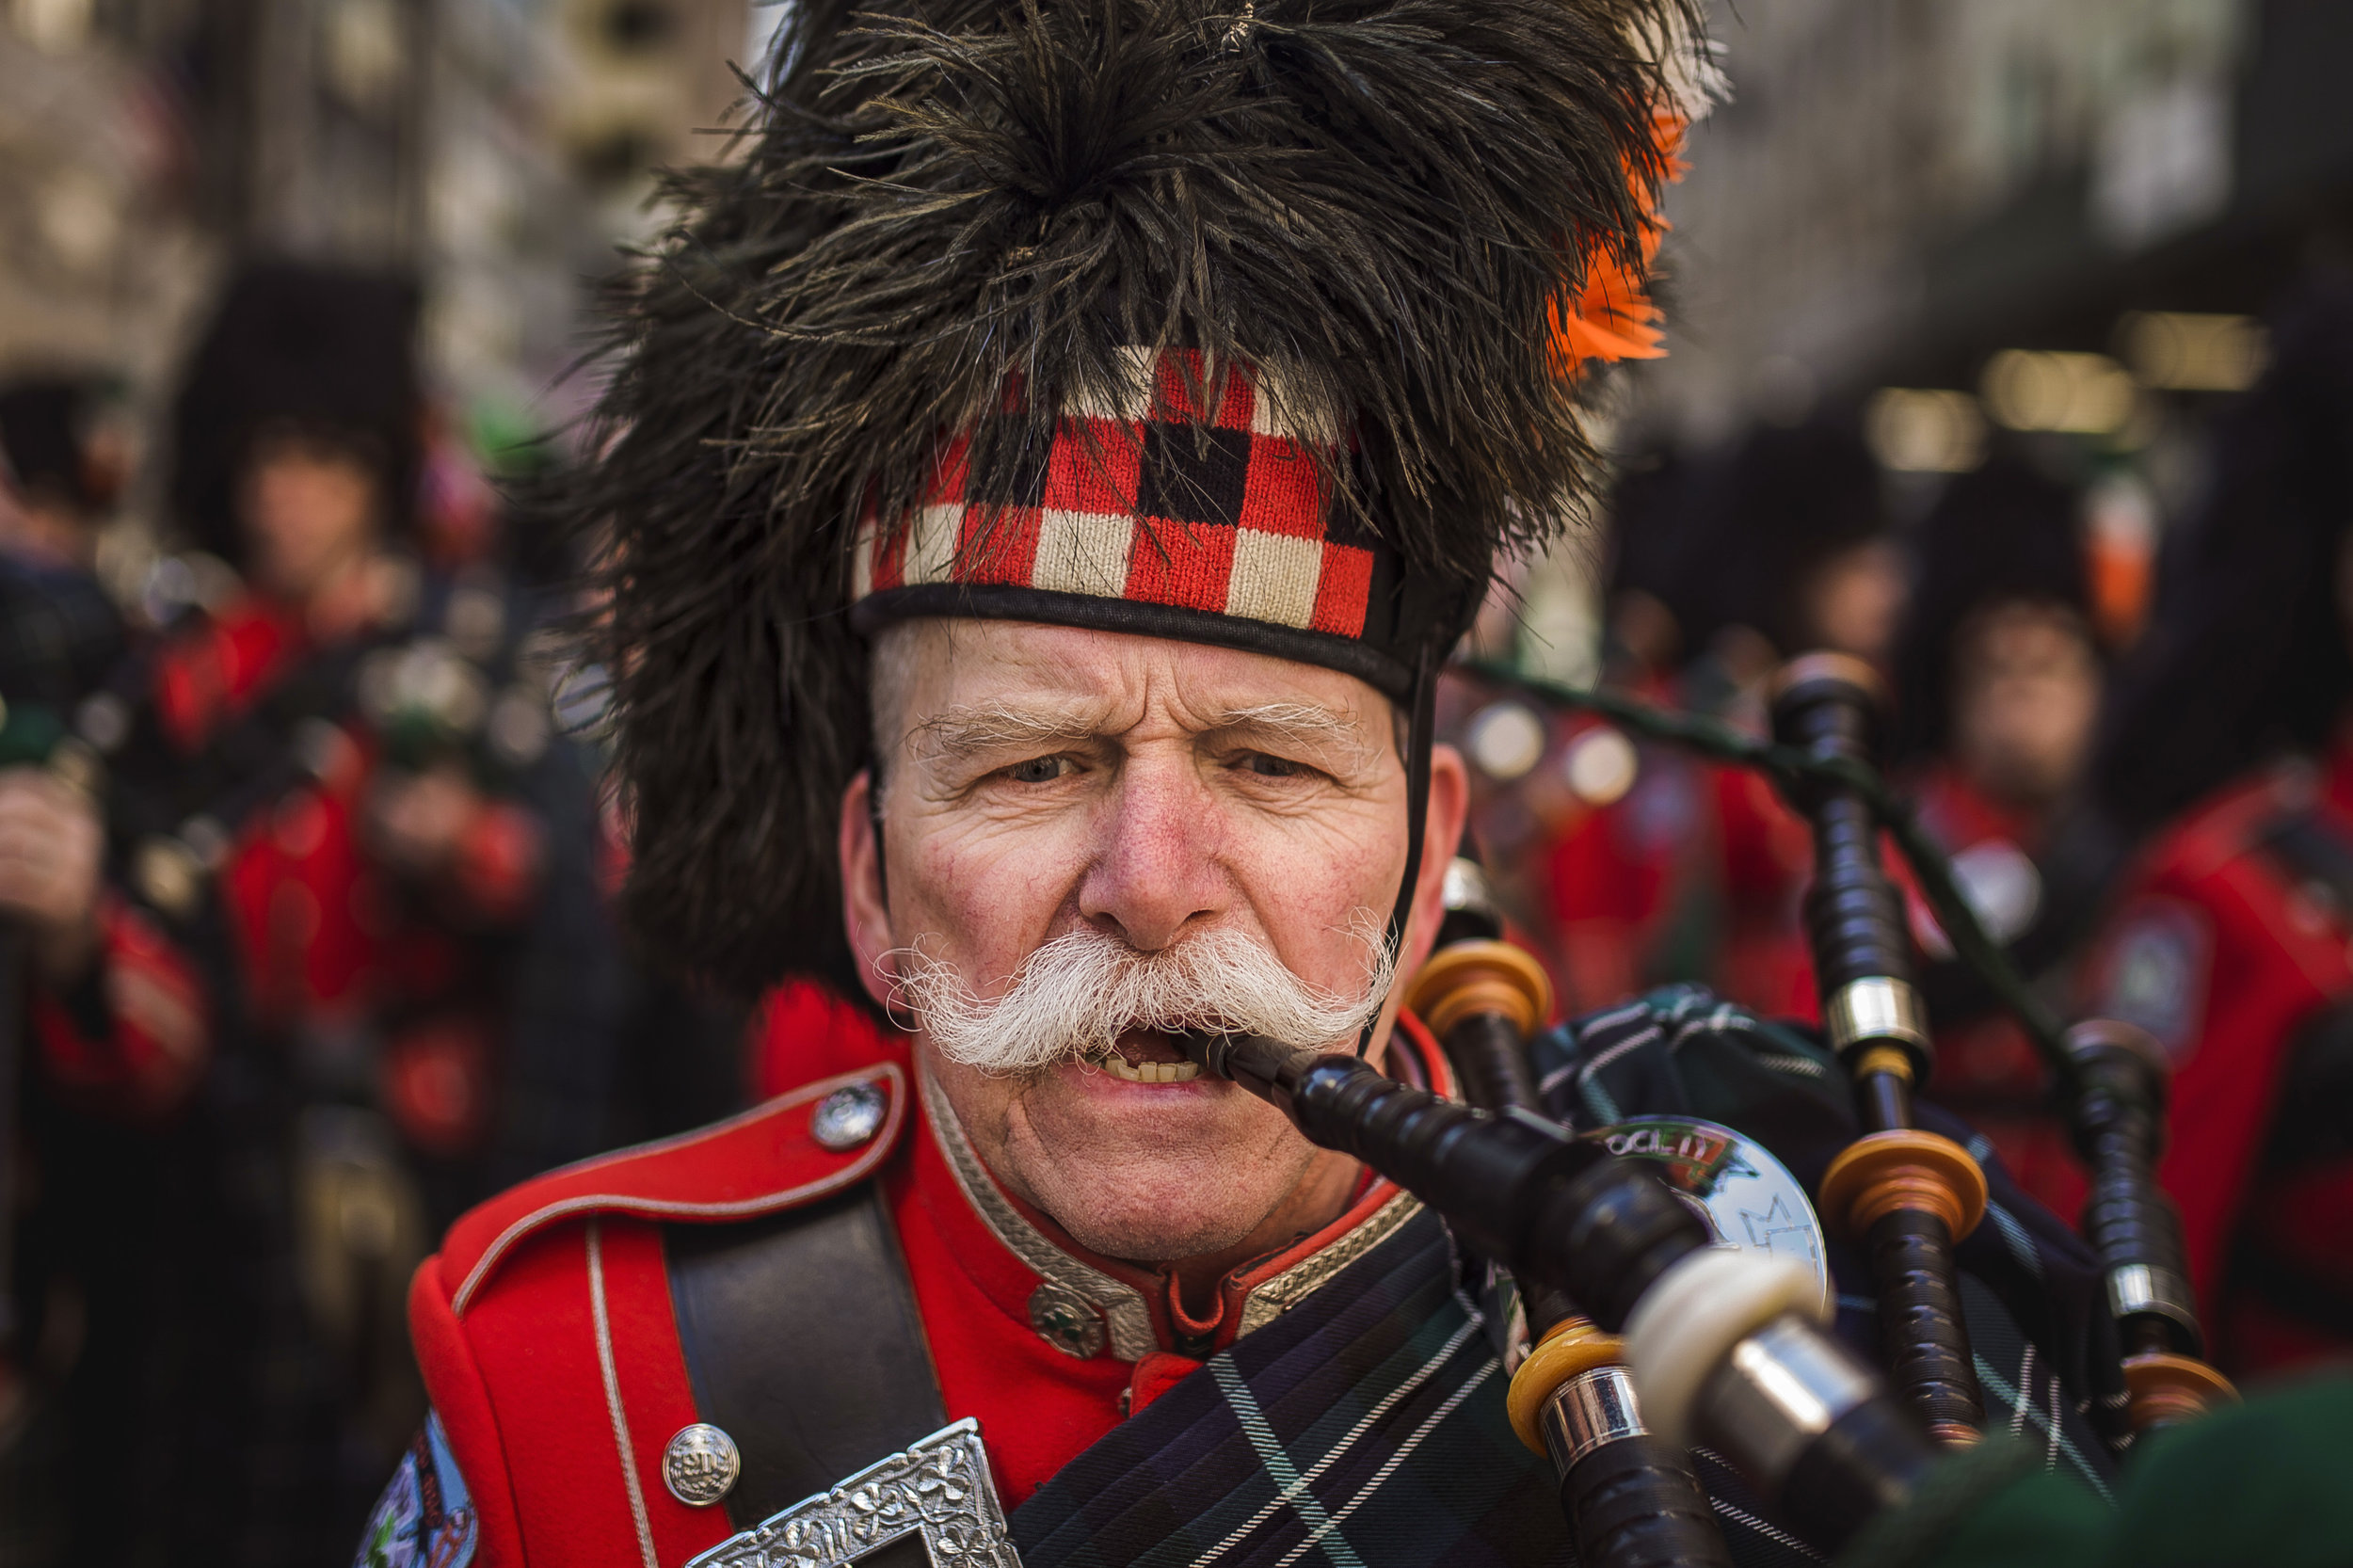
left=1242, top=753, right=1306, bottom=779
left=1005, top=756, right=1069, bottom=784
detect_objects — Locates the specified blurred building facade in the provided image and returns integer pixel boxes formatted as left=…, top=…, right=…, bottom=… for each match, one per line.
left=1642, top=0, right=2353, bottom=467
left=0, top=0, right=751, bottom=519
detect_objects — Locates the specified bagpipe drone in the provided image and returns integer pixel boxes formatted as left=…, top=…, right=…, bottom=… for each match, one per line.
left=1178, top=650, right=2237, bottom=1566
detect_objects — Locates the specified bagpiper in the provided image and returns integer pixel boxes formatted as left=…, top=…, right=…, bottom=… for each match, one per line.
left=1885, top=452, right=2105, bottom=1220
left=2086, top=278, right=2353, bottom=1377
left=358, top=6, right=2121, bottom=1565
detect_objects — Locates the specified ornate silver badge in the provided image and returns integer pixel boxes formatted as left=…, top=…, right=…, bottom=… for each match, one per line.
left=1585, top=1115, right=1833, bottom=1319
left=664, top=1423, right=743, bottom=1508
left=1026, top=1280, right=1108, bottom=1359
left=810, top=1082, right=888, bottom=1152
left=685, top=1418, right=1021, bottom=1568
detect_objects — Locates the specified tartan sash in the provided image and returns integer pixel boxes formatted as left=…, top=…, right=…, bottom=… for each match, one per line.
left=1009, top=1206, right=1563, bottom=1568
left=1003, top=1205, right=1827, bottom=1568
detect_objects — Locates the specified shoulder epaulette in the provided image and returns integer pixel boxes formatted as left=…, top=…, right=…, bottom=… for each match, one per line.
left=438, top=1062, right=905, bottom=1315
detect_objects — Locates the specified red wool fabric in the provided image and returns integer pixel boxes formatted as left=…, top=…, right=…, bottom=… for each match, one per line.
left=408, top=1010, right=1461, bottom=1563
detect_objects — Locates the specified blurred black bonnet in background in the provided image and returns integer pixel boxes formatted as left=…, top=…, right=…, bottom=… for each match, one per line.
left=2092, top=272, right=2353, bottom=838
left=168, top=261, right=422, bottom=567
left=1892, top=453, right=2091, bottom=768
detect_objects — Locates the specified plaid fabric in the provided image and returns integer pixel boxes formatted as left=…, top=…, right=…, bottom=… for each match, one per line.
left=1014, top=987, right=2121, bottom=1568
left=1011, top=1205, right=1563, bottom=1568
left=852, top=348, right=1415, bottom=694
left=1529, top=986, right=2127, bottom=1484
left=1010, top=1203, right=1826, bottom=1568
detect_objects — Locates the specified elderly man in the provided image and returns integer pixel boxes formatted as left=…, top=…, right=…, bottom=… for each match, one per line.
left=358, top=5, right=2120, bottom=1566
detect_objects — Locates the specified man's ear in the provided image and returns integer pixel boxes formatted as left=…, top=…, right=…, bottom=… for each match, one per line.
left=840, top=769, right=897, bottom=1013
left=1398, top=743, right=1471, bottom=981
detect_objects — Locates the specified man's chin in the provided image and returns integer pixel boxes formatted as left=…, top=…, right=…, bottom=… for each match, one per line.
left=1050, top=1198, right=1261, bottom=1269
left=995, top=1059, right=1313, bottom=1266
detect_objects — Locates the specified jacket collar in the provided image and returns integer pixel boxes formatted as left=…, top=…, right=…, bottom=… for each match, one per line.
left=911, top=1016, right=1451, bottom=1361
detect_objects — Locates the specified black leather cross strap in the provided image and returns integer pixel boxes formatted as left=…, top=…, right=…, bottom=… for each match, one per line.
left=666, top=1181, right=947, bottom=1529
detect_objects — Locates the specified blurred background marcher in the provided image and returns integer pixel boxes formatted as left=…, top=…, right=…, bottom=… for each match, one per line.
left=0, top=370, right=128, bottom=1562
left=1886, top=452, right=2107, bottom=1218
left=0, top=259, right=743, bottom=1564
left=2085, top=275, right=2353, bottom=1381
left=1482, top=419, right=1904, bottom=1022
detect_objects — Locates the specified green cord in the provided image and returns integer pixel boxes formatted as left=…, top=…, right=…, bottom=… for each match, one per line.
left=1456, top=659, right=2086, bottom=1103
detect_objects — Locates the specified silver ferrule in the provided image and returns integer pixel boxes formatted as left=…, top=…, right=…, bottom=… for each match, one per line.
left=1693, top=1315, right=1878, bottom=1487
left=1540, top=1366, right=1647, bottom=1473
left=1441, top=856, right=1502, bottom=925
left=1823, top=976, right=1930, bottom=1055
left=2107, top=1263, right=2201, bottom=1337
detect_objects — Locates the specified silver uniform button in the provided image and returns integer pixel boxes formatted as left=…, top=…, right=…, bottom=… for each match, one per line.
left=662, top=1423, right=742, bottom=1507
left=810, top=1081, right=888, bottom=1151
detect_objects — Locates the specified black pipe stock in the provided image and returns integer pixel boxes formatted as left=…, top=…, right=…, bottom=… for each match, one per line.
left=1181, top=1030, right=1938, bottom=1549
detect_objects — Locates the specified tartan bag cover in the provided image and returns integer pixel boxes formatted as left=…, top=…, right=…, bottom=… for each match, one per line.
left=1010, top=989, right=2123, bottom=1568
left=850, top=348, right=1429, bottom=699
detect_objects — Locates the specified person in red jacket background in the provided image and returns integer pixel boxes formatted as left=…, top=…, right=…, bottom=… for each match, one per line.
left=1, top=264, right=642, bottom=1564
left=1528, top=420, right=1902, bottom=1021
left=1884, top=453, right=2108, bottom=1221
left=2084, top=276, right=2353, bottom=1378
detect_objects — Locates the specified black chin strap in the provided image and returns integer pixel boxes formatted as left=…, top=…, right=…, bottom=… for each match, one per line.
left=1360, top=639, right=1440, bottom=1057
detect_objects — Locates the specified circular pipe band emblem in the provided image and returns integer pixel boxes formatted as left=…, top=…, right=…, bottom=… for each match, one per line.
left=1582, top=1116, right=1833, bottom=1320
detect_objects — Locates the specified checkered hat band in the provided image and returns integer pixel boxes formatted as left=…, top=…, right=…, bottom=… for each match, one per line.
left=853, top=349, right=1387, bottom=645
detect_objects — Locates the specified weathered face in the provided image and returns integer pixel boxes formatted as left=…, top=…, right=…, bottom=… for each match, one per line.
left=840, top=619, right=1465, bottom=1268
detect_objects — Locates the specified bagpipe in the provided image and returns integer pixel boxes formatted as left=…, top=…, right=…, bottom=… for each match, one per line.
left=1178, top=650, right=2236, bottom=1564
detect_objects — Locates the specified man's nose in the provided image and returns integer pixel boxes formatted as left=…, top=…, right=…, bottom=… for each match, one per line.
left=1076, top=760, right=1228, bottom=952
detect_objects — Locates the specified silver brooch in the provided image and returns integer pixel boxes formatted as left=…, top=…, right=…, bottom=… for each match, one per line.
left=663, top=1423, right=743, bottom=1508
left=686, top=1418, right=1019, bottom=1568
left=809, top=1082, right=888, bottom=1152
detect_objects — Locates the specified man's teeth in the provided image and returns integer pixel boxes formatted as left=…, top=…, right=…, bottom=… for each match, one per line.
left=1101, top=1055, right=1201, bottom=1084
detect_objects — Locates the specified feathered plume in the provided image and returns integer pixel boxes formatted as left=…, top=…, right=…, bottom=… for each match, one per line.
left=570, top=0, right=1709, bottom=995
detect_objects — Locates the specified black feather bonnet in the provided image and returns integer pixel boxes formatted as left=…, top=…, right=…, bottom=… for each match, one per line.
left=574, top=0, right=1711, bottom=995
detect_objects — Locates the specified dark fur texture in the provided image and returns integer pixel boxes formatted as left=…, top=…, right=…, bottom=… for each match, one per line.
left=570, top=0, right=1699, bottom=996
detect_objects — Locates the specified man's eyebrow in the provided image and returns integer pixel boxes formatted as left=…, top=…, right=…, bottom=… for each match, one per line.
left=906, top=698, right=1380, bottom=766
left=1208, top=702, right=1381, bottom=765
left=910, top=703, right=1107, bottom=760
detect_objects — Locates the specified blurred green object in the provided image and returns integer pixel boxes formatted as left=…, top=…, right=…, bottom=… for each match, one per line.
left=0, top=699, right=64, bottom=770
left=466, top=396, right=551, bottom=478
left=1838, top=1378, right=2353, bottom=1568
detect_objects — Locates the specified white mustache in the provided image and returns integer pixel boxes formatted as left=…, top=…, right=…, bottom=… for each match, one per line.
left=888, top=920, right=1395, bottom=1076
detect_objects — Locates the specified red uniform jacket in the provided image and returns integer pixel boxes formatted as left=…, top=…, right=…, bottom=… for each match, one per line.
left=1539, top=739, right=1816, bottom=1021
left=402, top=1011, right=1451, bottom=1568
left=2086, top=743, right=2353, bottom=1373
left=33, top=596, right=541, bottom=1143
left=1893, top=765, right=2086, bottom=1225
